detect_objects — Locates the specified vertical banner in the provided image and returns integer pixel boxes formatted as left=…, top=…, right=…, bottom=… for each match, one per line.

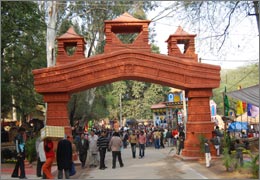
left=224, top=86, right=230, bottom=116
left=236, top=85, right=244, bottom=115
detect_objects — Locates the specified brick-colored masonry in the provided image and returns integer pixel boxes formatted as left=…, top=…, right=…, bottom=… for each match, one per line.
left=33, top=13, right=221, bottom=157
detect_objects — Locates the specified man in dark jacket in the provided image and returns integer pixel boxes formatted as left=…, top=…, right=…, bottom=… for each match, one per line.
left=97, top=130, right=109, bottom=170
left=77, top=133, right=89, bottom=168
left=11, top=127, right=26, bottom=179
left=56, top=136, right=73, bottom=179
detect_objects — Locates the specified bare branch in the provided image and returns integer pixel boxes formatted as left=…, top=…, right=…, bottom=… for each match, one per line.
left=218, top=1, right=240, bottom=52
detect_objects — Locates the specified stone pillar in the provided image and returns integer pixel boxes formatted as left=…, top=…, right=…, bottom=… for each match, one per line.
left=181, top=89, right=216, bottom=157
left=43, top=93, right=72, bottom=136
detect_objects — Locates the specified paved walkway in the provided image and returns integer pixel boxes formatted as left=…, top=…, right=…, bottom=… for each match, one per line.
left=1, top=146, right=253, bottom=179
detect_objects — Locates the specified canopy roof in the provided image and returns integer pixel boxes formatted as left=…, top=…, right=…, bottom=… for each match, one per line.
left=228, top=121, right=248, bottom=132
left=226, top=84, right=259, bottom=107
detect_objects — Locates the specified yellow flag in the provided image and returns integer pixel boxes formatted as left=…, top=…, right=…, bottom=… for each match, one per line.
left=236, top=100, right=244, bottom=115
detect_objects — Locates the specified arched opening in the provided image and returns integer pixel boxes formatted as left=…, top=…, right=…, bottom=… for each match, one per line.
left=32, top=13, right=221, bottom=158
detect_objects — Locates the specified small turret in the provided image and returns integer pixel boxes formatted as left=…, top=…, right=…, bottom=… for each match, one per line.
left=56, top=27, right=86, bottom=65
left=166, top=26, right=198, bottom=62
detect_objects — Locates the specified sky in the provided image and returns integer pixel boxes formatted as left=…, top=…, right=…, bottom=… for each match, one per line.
left=146, top=1, right=259, bottom=69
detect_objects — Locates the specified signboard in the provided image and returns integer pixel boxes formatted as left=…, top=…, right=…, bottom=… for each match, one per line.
left=168, top=93, right=174, bottom=102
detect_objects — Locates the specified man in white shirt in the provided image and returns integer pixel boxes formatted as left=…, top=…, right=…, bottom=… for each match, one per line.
left=88, top=130, right=99, bottom=168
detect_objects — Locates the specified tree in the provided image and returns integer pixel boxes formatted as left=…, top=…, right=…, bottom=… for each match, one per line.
left=65, top=1, right=159, bottom=124
left=151, top=1, right=259, bottom=62
left=213, top=64, right=259, bottom=115
left=1, top=1, right=46, bottom=122
left=179, top=1, right=259, bottom=51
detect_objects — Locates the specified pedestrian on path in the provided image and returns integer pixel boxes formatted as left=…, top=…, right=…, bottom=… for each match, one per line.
left=77, top=133, right=89, bottom=168
left=204, top=139, right=211, bottom=168
left=235, top=139, right=245, bottom=167
left=160, top=129, right=165, bottom=148
left=177, top=131, right=185, bottom=155
left=122, top=130, right=129, bottom=149
left=138, top=130, right=146, bottom=158
left=153, top=129, right=160, bottom=149
left=11, top=127, right=26, bottom=179
left=42, top=138, right=55, bottom=179
left=171, top=128, right=178, bottom=148
left=129, top=130, right=138, bottom=158
left=56, top=136, right=73, bottom=179
left=97, top=130, right=109, bottom=170
left=37, top=137, right=46, bottom=178
left=109, top=131, right=124, bottom=169
left=88, top=129, right=99, bottom=168
left=165, top=129, right=172, bottom=147
left=212, top=134, right=220, bottom=156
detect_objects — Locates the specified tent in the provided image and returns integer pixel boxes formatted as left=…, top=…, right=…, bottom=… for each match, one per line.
left=226, top=84, right=259, bottom=107
left=228, top=121, right=248, bottom=132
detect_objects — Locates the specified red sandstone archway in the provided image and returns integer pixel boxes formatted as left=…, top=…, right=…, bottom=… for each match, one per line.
left=33, top=13, right=221, bottom=158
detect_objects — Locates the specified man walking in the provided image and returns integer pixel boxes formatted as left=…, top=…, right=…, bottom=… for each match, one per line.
left=11, top=127, right=26, bottom=179
left=78, top=133, right=89, bottom=168
left=88, top=129, right=99, bottom=168
left=56, top=136, right=73, bottom=179
left=97, top=130, right=109, bottom=170
left=138, top=131, right=146, bottom=159
left=204, top=139, right=211, bottom=168
left=109, top=131, right=124, bottom=169
left=129, top=131, right=138, bottom=158
left=42, top=138, right=55, bottom=179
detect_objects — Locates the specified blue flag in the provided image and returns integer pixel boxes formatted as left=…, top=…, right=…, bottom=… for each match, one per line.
left=247, top=103, right=252, bottom=116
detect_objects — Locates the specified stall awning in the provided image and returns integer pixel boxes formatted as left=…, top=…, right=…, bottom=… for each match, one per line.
left=226, top=84, right=259, bottom=107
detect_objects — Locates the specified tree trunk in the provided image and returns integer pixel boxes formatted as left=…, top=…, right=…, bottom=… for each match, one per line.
left=253, top=1, right=259, bottom=34
left=46, top=1, right=58, bottom=67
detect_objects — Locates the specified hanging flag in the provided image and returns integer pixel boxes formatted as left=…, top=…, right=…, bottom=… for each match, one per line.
left=250, top=105, right=259, bottom=118
left=224, top=86, right=230, bottom=116
left=236, top=85, right=244, bottom=115
left=247, top=103, right=252, bottom=116
left=242, top=102, right=247, bottom=111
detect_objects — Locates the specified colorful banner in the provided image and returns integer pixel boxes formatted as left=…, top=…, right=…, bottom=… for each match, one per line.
left=247, top=103, right=252, bottom=116
left=236, top=85, right=244, bottom=115
left=236, top=100, right=244, bottom=115
left=224, top=86, right=230, bottom=116
left=250, top=105, right=259, bottom=118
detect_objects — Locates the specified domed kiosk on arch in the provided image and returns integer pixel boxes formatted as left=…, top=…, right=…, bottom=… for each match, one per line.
left=33, top=12, right=221, bottom=158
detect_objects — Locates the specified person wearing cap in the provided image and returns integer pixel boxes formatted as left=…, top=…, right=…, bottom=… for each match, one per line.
left=204, top=138, right=211, bottom=168
left=11, top=127, right=26, bottom=179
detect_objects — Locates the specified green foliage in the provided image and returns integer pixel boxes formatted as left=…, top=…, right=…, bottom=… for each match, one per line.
left=249, top=153, right=259, bottom=179
left=1, top=1, right=46, bottom=121
left=222, top=147, right=236, bottom=171
left=243, top=152, right=259, bottom=179
left=198, top=134, right=206, bottom=154
left=213, top=64, right=259, bottom=115
left=25, top=137, right=37, bottom=163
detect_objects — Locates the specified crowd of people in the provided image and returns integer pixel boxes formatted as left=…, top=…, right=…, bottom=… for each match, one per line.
left=33, top=124, right=186, bottom=179
left=10, top=123, right=252, bottom=178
